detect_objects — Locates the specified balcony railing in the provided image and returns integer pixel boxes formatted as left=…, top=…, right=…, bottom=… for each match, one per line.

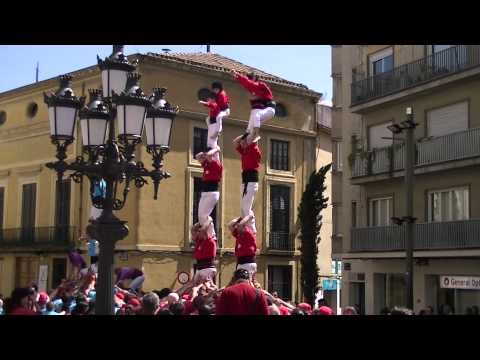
left=0, top=226, right=76, bottom=249
left=351, top=45, right=480, bottom=106
left=351, top=219, right=480, bottom=252
left=351, top=127, right=480, bottom=178
left=269, top=231, right=295, bottom=251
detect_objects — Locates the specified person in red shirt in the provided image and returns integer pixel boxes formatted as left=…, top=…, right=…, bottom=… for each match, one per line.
left=228, top=215, right=257, bottom=280
left=5, top=287, right=38, bottom=315
left=191, top=218, right=217, bottom=285
left=231, top=70, right=276, bottom=143
left=211, top=81, right=230, bottom=137
left=233, top=132, right=261, bottom=234
left=199, top=93, right=221, bottom=150
left=216, top=268, right=269, bottom=315
left=195, top=146, right=222, bottom=232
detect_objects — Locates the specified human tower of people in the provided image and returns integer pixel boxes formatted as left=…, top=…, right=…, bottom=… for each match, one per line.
left=191, top=69, right=274, bottom=287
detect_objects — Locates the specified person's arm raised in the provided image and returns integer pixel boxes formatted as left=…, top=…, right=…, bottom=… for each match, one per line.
left=238, top=214, right=254, bottom=229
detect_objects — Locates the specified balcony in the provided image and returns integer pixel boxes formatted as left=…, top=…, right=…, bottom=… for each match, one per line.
left=0, top=226, right=76, bottom=251
left=351, top=127, right=480, bottom=182
left=351, top=45, right=480, bottom=107
left=268, top=231, right=295, bottom=251
left=351, top=219, right=480, bottom=252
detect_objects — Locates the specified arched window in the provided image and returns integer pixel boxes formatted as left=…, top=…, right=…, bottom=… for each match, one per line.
left=275, top=103, right=287, bottom=118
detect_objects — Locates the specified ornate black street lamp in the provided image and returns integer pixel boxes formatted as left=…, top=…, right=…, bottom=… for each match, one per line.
left=44, top=45, right=179, bottom=315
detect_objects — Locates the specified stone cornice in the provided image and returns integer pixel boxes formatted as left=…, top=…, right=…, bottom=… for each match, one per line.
left=0, top=121, right=50, bottom=143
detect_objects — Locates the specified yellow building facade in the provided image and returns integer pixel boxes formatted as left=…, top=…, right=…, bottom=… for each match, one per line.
left=0, top=51, right=326, bottom=303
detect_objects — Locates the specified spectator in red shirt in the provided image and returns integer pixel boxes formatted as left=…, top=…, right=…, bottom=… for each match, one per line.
left=192, top=219, right=217, bottom=285
left=231, top=69, right=275, bottom=143
left=234, top=133, right=261, bottom=234
left=216, top=269, right=268, bottom=315
left=228, top=215, right=257, bottom=280
left=5, top=287, right=38, bottom=315
left=195, top=146, right=222, bottom=232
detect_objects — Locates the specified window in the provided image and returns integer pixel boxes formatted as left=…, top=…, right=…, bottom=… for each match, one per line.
left=192, top=177, right=217, bottom=235
left=55, top=179, right=71, bottom=243
left=55, top=179, right=70, bottom=227
left=332, top=203, right=339, bottom=235
left=432, top=45, right=453, bottom=53
left=197, top=88, right=214, bottom=102
left=268, top=265, right=292, bottom=301
left=270, top=139, right=290, bottom=171
left=0, top=187, right=4, bottom=230
left=369, top=197, right=392, bottom=227
left=368, top=122, right=393, bottom=150
left=269, top=185, right=291, bottom=250
left=193, top=127, right=208, bottom=156
left=333, top=141, right=343, bottom=172
left=52, top=258, right=67, bottom=289
left=428, top=187, right=469, bottom=222
left=351, top=201, right=357, bottom=228
left=275, top=103, right=287, bottom=117
left=387, top=274, right=406, bottom=308
left=0, top=111, right=6, bottom=126
left=15, top=257, right=39, bottom=288
left=21, top=183, right=36, bottom=242
left=26, top=102, right=38, bottom=118
left=427, top=102, right=468, bottom=138
left=369, top=47, right=393, bottom=76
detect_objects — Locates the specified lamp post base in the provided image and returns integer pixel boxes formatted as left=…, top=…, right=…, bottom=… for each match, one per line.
left=88, top=213, right=129, bottom=315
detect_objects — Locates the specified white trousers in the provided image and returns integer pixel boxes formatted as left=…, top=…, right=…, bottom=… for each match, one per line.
left=198, top=191, right=219, bottom=233
left=246, top=107, right=275, bottom=133
left=129, top=275, right=145, bottom=291
left=193, top=267, right=217, bottom=286
left=206, top=109, right=230, bottom=149
left=240, top=182, right=258, bottom=234
left=236, top=262, right=257, bottom=280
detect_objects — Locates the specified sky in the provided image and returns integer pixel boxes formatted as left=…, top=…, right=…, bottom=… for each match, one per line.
left=0, top=45, right=332, bottom=100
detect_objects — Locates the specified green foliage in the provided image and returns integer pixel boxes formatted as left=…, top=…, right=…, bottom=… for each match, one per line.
left=297, top=163, right=331, bottom=306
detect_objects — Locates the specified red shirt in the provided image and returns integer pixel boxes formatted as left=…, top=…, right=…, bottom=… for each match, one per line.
left=201, top=159, right=223, bottom=182
left=234, top=74, right=273, bottom=101
left=202, top=100, right=220, bottom=118
left=216, top=90, right=230, bottom=111
left=233, top=227, right=257, bottom=258
left=193, top=235, right=217, bottom=261
left=9, top=307, right=38, bottom=315
left=216, top=281, right=269, bottom=315
left=278, top=305, right=290, bottom=315
left=236, top=143, right=261, bottom=171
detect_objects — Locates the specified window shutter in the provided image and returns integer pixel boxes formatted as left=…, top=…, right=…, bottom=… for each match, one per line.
left=22, top=184, right=36, bottom=229
left=55, top=179, right=71, bottom=227
left=427, top=101, right=468, bottom=137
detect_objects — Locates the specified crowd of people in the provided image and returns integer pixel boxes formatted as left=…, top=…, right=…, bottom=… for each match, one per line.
left=1, top=271, right=479, bottom=315
left=0, top=265, right=341, bottom=316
